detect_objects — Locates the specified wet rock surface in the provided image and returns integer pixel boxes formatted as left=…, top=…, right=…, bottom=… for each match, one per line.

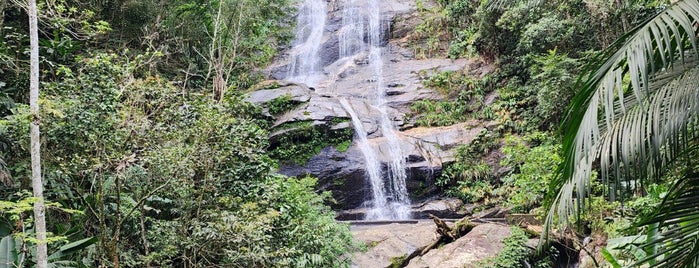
left=280, top=146, right=370, bottom=210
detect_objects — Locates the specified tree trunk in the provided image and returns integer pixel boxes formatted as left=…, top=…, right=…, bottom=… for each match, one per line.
left=0, top=0, right=6, bottom=30
left=28, top=0, right=48, bottom=267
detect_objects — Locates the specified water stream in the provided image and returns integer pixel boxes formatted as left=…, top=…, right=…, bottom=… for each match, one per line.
left=285, top=0, right=327, bottom=87
left=286, top=0, right=411, bottom=220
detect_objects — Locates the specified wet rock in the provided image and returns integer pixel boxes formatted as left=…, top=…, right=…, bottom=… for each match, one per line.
left=406, top=164, right=441, bottom=200
left=406, top=224, right=512, bottom=268
left=407, top=154, right=426, bottom=163
left=386, top=90, right=406, bottom=96
left=412, top=198, right=468, bottom=219
left=351, top=222, right=437, bottom=268
left=390, top=5, right=423, bottom=40
left=279, top=146, right=370, bottom=210
left=319, top=34, right=340, bottom=67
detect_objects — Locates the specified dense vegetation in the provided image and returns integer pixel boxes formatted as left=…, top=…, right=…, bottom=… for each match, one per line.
left=409, top=0, right=699, bottom=266
left=2, top=0, right=698, bottom=267
left=1, top=1, right=354, bottom=267
left=413, top=0, right=662, bottom=209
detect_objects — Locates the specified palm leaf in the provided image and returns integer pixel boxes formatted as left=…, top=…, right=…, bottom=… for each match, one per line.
left=633, top=168, right=699, bottom=267
left=543, top=0, right=699, bottom=246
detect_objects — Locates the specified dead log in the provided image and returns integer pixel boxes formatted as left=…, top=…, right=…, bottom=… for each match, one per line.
left=420, top=214, right=477, bottom=255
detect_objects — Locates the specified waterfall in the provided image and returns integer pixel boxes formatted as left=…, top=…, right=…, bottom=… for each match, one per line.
left=286, top=0, right=327, bottom=87
left=338, top=98, right=388, bottom=216
left=286, top=0, right=411, bottom=220
left=363, top=0, right=411, bottom=220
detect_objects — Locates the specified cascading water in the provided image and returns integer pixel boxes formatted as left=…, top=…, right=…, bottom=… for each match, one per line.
left=285, top=0, right=327, bottom=87
left=362, top=0, right=411, bottom=219
left=338, top=98, right=388, bottom=214
left=286, top=0, right=411, bottom=220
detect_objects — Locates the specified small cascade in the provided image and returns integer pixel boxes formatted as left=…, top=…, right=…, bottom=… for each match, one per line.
left=285, top=0, right=327, bottom=87
left=337, top=0, right=410, bottom=220
left=339, top=0, right=364, bottom=58
left=364, top=0, right=411, bottom=220
left=338, top=98, right=389, bottom=218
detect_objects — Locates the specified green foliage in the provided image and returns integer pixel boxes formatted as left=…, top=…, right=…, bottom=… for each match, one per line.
left=485, top=49, right=580, bottom=132
left=483, top=226, right=553, bottom=268
left=516, top=16, right=576, bottom=54
left=0, top=191, right=96, bottom=268
left=335, top=140, right=352, bottom=153
left=1, top=52, right=354, bottom=266
left=450, top=178, right=494, bottom=204
left=389, top=254, right=408, bottom=268
left=157, top=0, right=295, bottom=90
left=411, top=71, right=491, bottom=127
left=185, top=175, right=355, bottom=267
left=485, top=227, right=531, bottom=268
left=270, top=121, right=353, bottom=165
left=528, top=50, right=580, bottom=128
left=499, top=132, right=561, bottom=213
left=412, top=0, right=449, bottom=59
left=544, top=1, right=699, bottom=267
left=411, top=100, right=469, bottom=127
left=268, top=94, right=301, bottom=115
left=439, top=130, right=499, bottom=203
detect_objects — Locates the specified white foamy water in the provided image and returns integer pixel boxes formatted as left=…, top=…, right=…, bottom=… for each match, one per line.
left=285, top=0, right=327, bottom=87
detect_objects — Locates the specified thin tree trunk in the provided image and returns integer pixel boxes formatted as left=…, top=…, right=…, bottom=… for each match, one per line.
left=615, top=0, right=630, bottom=33
left=0, top=0, right=6, bottom=30
left=28, top=0, right=48, bottom=267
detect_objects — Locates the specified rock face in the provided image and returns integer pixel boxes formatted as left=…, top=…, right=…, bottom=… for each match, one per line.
left=250, top=0, right=494, bottom=213
left=278, top=121, right=487, bottom=210
left=351, top=222, right=437, bottom=268
left=406, top=224, right=512, bottom=268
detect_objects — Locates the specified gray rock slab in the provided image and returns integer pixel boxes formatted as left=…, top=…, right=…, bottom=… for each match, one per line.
left=406, top=223, right=512, bottom=268
left=246, top=83, right=313, bottom=104
left=351, top=221, right=437, bottom=268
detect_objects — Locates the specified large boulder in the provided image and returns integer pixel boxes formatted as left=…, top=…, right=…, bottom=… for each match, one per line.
left=406, top=224, right=512, bottom=268
left=351, top=222, right=437, bottom=268
left=246, top=81, right=312, bottom=104
left=412, top=198, right=470, bottom=219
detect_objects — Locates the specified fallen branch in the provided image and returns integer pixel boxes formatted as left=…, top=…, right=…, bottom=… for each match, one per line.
left=420, top=214, right=477, bottom=256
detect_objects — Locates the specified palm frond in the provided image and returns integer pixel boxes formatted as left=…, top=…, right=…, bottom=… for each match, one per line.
left=598, top=62, right=699, bottom=195
left=633, top=166, right=699, bottom=267
left=544, top=0, right=699, bottom=243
